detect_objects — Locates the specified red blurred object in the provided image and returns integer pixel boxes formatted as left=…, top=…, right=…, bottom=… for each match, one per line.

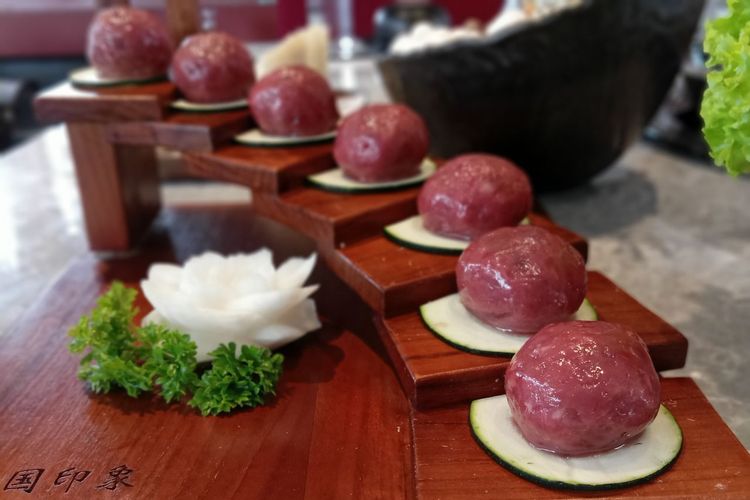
left=356, top=1, right=504, bottom=38
left=277, top=0, right=307, bottom=36
left=0, top=1, right=279, bottom=58
left=0, top=1, right=502, bottom=57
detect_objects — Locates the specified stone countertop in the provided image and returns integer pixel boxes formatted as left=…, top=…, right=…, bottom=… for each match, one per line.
left=539, top=143, right=750, bottom=447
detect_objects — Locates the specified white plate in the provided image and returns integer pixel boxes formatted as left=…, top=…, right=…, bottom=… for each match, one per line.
left=69, top=66, right=165, bottom=87
left=170, top=98, right=248, bottom=112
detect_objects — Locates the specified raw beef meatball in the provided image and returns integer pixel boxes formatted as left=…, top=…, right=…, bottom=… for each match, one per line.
left=418, top=154, right=532, bottom=240
left=334, top=104, right=429, bottom=182
left=87, top=7, right=172, bottom=79
left=249, top=66, right=338, bottom=137
left=505, top=321, right=661, bottom=456
left=457, top=226, right=586, bottom=333
left=170, top=32, right=255, bottom=103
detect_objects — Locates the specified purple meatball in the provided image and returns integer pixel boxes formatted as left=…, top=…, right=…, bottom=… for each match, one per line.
left=249, top=66, right=338, bottom=137
left=418, top=154, right=532, bottom=240
left=457, top=226, right=586, bottom=333
left=505, top=321, right=661, bottom=456
left=170, top=32, right=255, bottom=103
left=334, top=104, right=429, bottom=182
left=86, top=7, right=173, bottom=79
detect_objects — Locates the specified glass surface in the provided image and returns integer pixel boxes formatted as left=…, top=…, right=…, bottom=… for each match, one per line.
left=307, top=0, right=367, bottom=59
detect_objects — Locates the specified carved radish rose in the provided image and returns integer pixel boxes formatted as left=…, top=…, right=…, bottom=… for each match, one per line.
left=141, top=250, right=320, bottom=362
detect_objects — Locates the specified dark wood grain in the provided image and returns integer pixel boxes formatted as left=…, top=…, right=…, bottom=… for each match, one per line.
left=374, top=272, right=688, bottom=409
left=34, top=81, right=175, bottom=123
left=66, top=122, right=160, bottom=251
left=183, top=144, right=336, bottom=193
left=323, top=219, right=588, bottom=317
left=107, top=110, right=253, bottom=152
left=0, top=205, right=414, bottom=500
left=413, top=377, right=750, bottom=499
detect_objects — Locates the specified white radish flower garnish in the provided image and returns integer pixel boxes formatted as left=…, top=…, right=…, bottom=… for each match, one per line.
left=141, top=249, right=321, bottom=362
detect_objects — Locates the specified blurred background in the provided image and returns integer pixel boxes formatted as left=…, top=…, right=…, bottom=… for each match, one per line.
left=0, top=0, right=502, bottom=147
left=0, top=0, right=723, bottom=161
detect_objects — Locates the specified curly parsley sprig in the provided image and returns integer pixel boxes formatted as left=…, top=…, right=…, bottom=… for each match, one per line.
left=189, top=343, right=284, bottom=416
left=68, top=282, right=284, bottom=415
left=701, top=0, right=750, bottom=176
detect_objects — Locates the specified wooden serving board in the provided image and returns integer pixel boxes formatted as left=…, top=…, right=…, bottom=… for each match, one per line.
left=183, top=144, right=335, bottom=193
left=374, top=271, right=688, bottom=409
left=36, top=82, right=254, bottom=153
left=321, top=212, right=587, bottom=317
left=185, top=145, right=590, bottom=316
left=106, top=109, right=252, bottom=152
left=34, top=81, right=175, bottom=123
left=252, top=187, right=420, bottom=247
left=0, top=206, right=413, bottom=500
left=413, top=377, right=750, bottom=499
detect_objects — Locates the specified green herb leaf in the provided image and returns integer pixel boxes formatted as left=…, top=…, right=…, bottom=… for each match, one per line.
left=702, top=0, right=750, bottom=176
left=189, top=342, right=284, bottom=416
left=68, top=282, right=285, bottom=415
left=139, top=324, right=200, bottom=403
left=69, top=282, right=149, bottom=396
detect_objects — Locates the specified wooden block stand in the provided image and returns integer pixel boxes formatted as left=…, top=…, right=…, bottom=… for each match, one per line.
left=32, top=81, right=748, bottom=498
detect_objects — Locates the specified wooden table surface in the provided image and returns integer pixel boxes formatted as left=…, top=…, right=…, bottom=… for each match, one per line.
left=0, top=206, right=414, bottom=499
left=2, top=204, right=749, bottom=499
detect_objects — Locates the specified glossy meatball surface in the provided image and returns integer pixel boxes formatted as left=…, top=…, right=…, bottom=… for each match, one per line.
left=171, top=32, right=255, bottom=103
left=457, top=226, right=586, bottom=333
left=87, top=7, right=172, bottom=79
left=418, top=154, right=532, bottom=240
left=505, top=321, right=661, bottom=456
left=249, top=66, right=338, bottom=137
left=333, top=104, right=429, bottom=182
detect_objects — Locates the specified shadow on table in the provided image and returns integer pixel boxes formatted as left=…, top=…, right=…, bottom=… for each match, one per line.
left=539, top=167, right=657, bottom=237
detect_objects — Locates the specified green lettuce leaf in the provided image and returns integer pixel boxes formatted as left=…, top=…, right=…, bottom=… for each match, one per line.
left=702, top=0, right=750, bottom=176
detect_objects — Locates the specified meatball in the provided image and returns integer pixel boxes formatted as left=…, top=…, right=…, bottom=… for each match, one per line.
left=418, top=154, right=532, bottom=240
left=334, top=104, right=429, bottom=182
left=170, top=32, right=255, bottom=103
left=457, top=226, right=586, bottom=333
left=86, top=7, right=172, bottom=79
left=249, top=66, right=338, bottom=137
left=505, top=321, right=661, bottom=456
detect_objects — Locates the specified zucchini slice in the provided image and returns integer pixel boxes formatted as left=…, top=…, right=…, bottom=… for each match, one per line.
left=470, top=395, right=682, bottom=490
left=235, top=128, right=336, bottom=147
left=384, top=215, right=530, bottom=255
left=306, top=158, right=436, bottom=194
left=384, top=215, right=468, bottom=254
left=69, top=67, right=165, bottom=87
left=419, top=294, right=597, bottom=356
left=171, top=98, right=248, bottom=113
